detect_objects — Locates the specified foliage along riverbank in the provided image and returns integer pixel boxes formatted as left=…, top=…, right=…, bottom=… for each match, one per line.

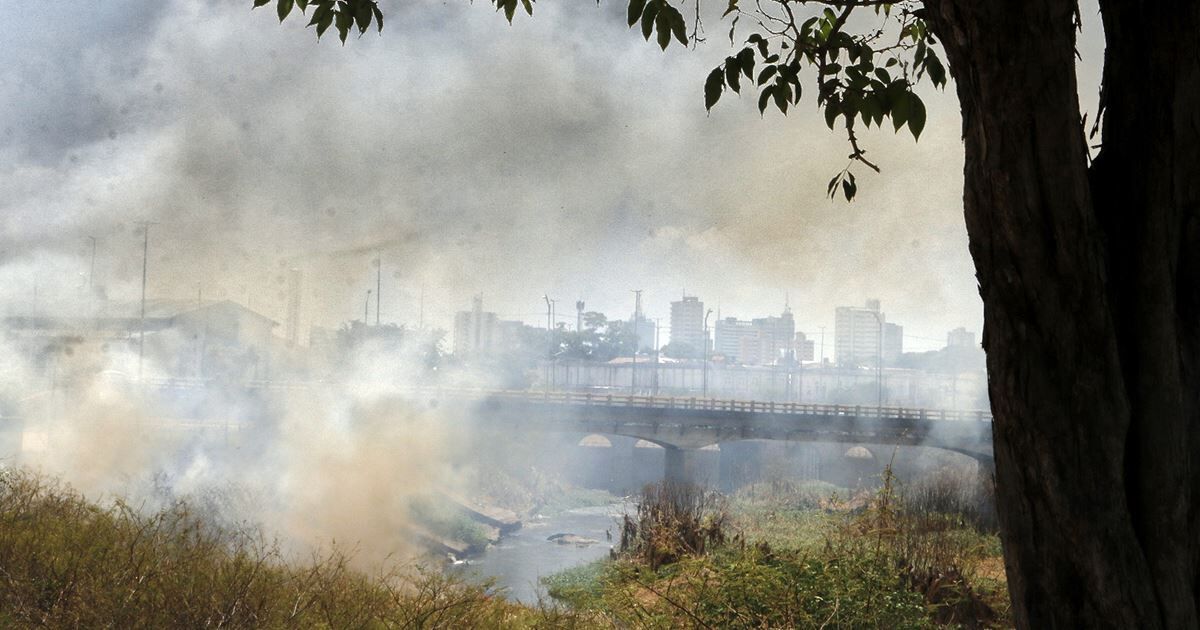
left=0, top=462, right=1005, bottom=628
left=543, top=471, right=1010, bottom=628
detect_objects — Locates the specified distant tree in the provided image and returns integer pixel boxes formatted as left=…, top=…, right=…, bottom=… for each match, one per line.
left=258, top=0, right=1200, bottom=625
left=662, top=340, right=698, bottom=360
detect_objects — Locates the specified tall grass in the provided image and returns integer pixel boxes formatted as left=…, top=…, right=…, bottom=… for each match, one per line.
left=0, top=468, right=578, bottom=628
left=618, top=481, right=730, bottom=570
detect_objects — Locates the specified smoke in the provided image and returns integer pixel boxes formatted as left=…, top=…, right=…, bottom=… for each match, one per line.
left=0, top=0, right=993, bottom=342
left=4, top=325, right=484, bottom=566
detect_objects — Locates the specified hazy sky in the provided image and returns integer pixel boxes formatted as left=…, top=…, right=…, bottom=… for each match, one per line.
left=0, top=0, right=1105, bottom=352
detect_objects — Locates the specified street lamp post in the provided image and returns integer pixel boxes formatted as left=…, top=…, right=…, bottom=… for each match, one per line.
left=87, top=236, right=97, bottom=294
left=653, top=318, right=661, bottom=396
left=630, top=289, right=642, bottom=395
left=136, top=221, right=155, bottom=382
left=543, top=295, right=553, bottom=393
left=702, top=308, right=713, bottom=398
left=867, top=311, right=884, bottom=411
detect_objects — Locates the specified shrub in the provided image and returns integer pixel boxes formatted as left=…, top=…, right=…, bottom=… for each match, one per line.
left=618, top=481, right=730, bottom=570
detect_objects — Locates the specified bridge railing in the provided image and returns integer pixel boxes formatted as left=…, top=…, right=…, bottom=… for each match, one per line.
left=425, top=388, right=991, bottom=422
left=135, top=380, right=991, bottom=422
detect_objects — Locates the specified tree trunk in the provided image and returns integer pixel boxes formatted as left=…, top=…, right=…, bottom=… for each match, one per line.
left=923, top=0, right=1200, bottom=626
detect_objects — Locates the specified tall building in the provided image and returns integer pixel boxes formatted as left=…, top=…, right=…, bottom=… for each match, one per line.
left=883, top=322, right=903, bottom=364
left=629, top=291, right=656, bottom=352
left=835, top=299, right=890, bottom=367
left=713, top=306, right=796, bottom=365
left=453, top=295, right=498, bottom=357
left=669, top=295, right=706, bottom=357
left=751, top=307, right=795, bottom=364
left=947, top=327, right=976, bottom=348
left=714, top=317, right=757, bottom=362
left=794, top=332, right=816, bottom=362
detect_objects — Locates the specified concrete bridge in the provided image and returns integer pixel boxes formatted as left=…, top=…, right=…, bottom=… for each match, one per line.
left=32, top=379, right=993, bottom=484
left=415, top=389, right=994, bottom=482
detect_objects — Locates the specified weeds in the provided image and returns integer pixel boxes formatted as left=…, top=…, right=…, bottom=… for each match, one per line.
left=618, top=481, right=731, bottom=570
left=0, top=468, right=572, bottom=628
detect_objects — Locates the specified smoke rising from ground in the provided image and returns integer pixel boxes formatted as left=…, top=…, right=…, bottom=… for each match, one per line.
left=7, top=333, right=481, bottom=565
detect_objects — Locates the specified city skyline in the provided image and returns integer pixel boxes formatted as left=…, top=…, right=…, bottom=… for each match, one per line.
left=0, top=1, right=1020, bottom=355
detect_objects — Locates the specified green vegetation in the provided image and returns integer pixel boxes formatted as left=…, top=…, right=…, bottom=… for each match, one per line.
left=0, top=469, right=580, bottom=628
left=2, top=462, right=1004, bottom=627
left=542, top=469, right=1009, bottom=628
left=407, top=496, right=495, bottom=550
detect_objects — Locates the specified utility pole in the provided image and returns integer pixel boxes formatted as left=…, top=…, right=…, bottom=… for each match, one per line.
left=543, top=295, right=553, bottom=393
left=375, top=251, right=381, bottom=326
left=137, top=221, right=156, bottom=382
left=702, top=308, right=713, bottom=397
left=364, top=289, right=372, bottom=323
left=631, top=289, right=642, bottom=394
left=87, top=236, right=97, bottom=294
left=867, top=311, right=884, bottom=411
left=653, top=318, right=661, bottom=396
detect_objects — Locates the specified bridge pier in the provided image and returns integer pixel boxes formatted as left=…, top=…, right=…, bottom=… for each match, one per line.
left=664, top=445, right=699, bottom=485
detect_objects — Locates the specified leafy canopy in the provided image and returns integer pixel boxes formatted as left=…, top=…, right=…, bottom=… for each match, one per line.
left=255, top=0, right=946, bottom=201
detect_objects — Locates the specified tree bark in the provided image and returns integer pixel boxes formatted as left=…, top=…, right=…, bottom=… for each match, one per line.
left=923, top=0, right=1200, bottom=626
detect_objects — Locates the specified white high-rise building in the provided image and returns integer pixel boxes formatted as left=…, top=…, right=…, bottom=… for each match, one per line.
left=669, top=295, right=706, bottom=357
left=835, top=299, right=903, bottom=367
left=453, top=295, right=498, bottom=357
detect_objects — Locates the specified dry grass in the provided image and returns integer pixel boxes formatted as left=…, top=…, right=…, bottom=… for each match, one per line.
left=0, top=468, right=585, bottom=629
left=618, top=481, right=731, bottom=571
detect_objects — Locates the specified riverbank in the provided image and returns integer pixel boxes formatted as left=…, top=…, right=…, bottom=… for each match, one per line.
left=540, top=473, right=1010, bottom=627
left=0, top=465, right=1007, bottom=627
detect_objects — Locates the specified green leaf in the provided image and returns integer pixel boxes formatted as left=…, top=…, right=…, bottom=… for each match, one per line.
left=316, top=10, right=334, bottom=37
left=827, top=173, right=840, bottom=197
left=308, top=1, right=330, bottom=26
left=704, top=68, right=724, bottom=111
left=655, top=6, right=671, bottom=49
left=354, top=1, right=372, bottom=33
left=757, top=65, right=777, bottom=86
left=772, top=82, right=788, bottom=114
left=296, top=0, right=307, bottom=10
left=335, top=10, right=351, bottom=42
left=254, top=0, right=270, bottom=7
left=641, top=0, right=658, bottom=40
left=725, top=59, right=741, bottom=93
left=277, top=0, right=294, bottom=21
left=736, top=47, right=754, bottom=79
left=502, top=0, right=517, bottom=23
left=669, top=7, right=687, bottom=46
left=908, top=92, right=927, bottom=140
left=891, top=90, right=910, bottom=132
left=627, top=0, right=646, bottom=27
left=722, top=0, right=738, bottom=17
left=521, top=0, right=534, bottom=16
left=925, top=52, right=947, bottom=87
left=758, top=85, right=774, bottom=115
left=372, top=4, right=383, bottom=32
left=824, top=102, right=839, bottom=129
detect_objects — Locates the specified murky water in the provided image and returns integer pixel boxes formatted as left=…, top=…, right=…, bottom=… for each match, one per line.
left=450, top=503, right=626, bottom=604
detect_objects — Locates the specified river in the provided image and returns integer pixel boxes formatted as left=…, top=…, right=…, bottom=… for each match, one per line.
left=450, top=502, right=626, bottom=604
